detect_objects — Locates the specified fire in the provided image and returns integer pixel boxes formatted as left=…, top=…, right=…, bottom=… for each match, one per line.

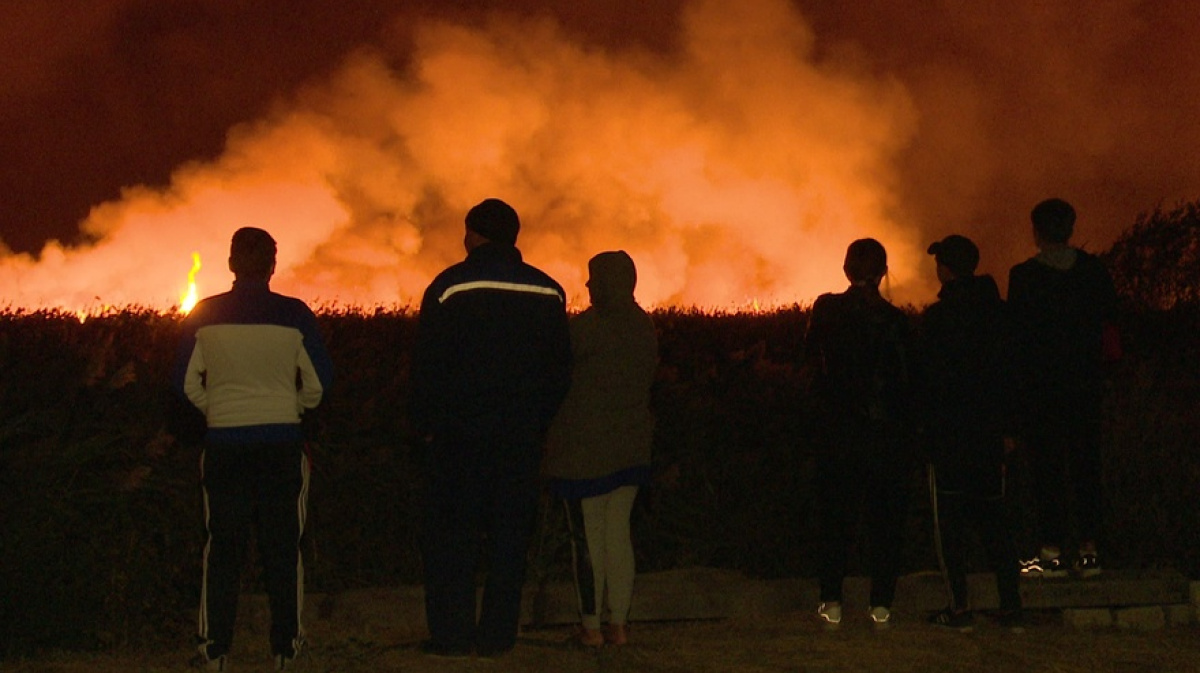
left=179, top=253, right=201, bottom=313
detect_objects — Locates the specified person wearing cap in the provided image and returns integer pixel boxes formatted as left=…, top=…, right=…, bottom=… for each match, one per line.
left=920, top=234, right=1024, bottom=631
left=172, top=227, right=334, bottom=672
left=410, top=198, right=571, bottom=659
left=1007, top=198, right=1118, bottom=579
left=543, top=251, right=658, bottom=648
left=803, top=238, right=917, bottom=629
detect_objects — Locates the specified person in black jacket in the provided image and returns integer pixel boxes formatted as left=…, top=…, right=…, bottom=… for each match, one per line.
left=920, top=234, right=1023, bottom=631
left=410, top=198, right=572, bottom=659
left=1007, top=198, right=1118, bottom=579
left=804, top=238, right=916, bottom=629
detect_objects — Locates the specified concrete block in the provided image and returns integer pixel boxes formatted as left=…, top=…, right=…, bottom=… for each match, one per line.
left=1114, top=606, right=1166, bottom=631
left=1164, top=604, right=1194, bottom=627
left=1063, top=608, right=1113, bottom=629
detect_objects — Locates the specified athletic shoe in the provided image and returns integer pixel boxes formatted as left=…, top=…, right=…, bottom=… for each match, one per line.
left=817, top=601, right=842, bottom=626
left=1020, top=555, right=1069, bottom=578
left=418, top=640, right=471, bottom=659
left=191, top=654, right=228, bottom=671
left=1076, top=551, right=1102, bottom=578
left=869, top=606, right=892, bottom=628
left=928, top=608, right=974, bottom=632
left=994, top=609, right=1027, bottom=633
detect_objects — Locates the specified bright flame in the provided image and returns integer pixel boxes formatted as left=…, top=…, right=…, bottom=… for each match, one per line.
left=179, top=253, right=201, bottom=313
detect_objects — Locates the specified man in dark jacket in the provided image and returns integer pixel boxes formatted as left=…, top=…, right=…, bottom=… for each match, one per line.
left=1008, top=198, right=1117, bottom=578
left=921, top=234, right=1023, bottom=631
left=410, top=198, right=571, bottom=658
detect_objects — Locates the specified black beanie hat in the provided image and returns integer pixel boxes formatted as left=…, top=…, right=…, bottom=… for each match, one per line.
left=465, top=198, right=520, bottom=246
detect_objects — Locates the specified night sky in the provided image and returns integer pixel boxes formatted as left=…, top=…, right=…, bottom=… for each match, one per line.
left=2, top=0, right=1197, bottom=309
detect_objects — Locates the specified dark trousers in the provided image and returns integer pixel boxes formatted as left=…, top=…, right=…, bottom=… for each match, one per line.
left=936, top=490, right=1022, bottom=612
left=198, top=440, right=308, bottom=659
left=1025, top=391, right=1104, bottom=549
left=421, top=431, right=540, bottom=653
left=816, top=425, right=912, bottom=608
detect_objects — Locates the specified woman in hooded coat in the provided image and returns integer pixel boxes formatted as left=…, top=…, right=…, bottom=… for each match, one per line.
left=544, top=250, right=658, bottom=647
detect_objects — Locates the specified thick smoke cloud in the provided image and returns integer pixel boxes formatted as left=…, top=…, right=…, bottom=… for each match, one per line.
left=1, top=0, right=1197, bottom=310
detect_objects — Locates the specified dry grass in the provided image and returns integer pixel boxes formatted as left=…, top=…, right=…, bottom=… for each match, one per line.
left=5, top=606, right=1200, bottom=673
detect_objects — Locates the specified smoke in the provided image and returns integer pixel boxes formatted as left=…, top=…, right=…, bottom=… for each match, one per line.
left=3, top=0, right=1198, bottom=311
left=0, top=0, right=921, bottom=311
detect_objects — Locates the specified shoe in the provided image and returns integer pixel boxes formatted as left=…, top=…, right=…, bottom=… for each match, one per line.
left=274, top=653, right=295, bottom=671
left=190, top=654, right=228, bottom=671
left=1020, top=555, right=1069, bottom=578
left=572, top=626, right=605, bottom=648
left=419, top=640, right=471, bottom=659
left=869, top=606, right=892, bottom=628
left=817, top=601, right=842, bottom=626
left=994, top=609, right=1026, bottom=633
left=928, top=608, right=974, bottom=632
left=1076, top=551, right=1102, bottom=578
left=603, top=623, right=628, bottom=646
left=475, top=643, right=513, bottom=660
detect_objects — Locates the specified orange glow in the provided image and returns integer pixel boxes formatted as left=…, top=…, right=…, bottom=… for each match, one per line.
left=179, top=253, right=201, bottom=313
left=0, top=0, right=934, bottom=313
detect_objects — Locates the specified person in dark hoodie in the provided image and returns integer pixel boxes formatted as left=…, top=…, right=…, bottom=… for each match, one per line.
left=1007, top=198, right=1118, bottom=579
left=410, top=198, right=572, bottom=659
left=920, top=234, right=1024, bottom=632
left=804, top=238, right=916, bottom=629
left=544, top=250, right=658, bottom=648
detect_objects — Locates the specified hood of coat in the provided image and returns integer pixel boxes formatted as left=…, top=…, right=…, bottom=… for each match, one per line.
left=586, top=250, right=638, bottom=308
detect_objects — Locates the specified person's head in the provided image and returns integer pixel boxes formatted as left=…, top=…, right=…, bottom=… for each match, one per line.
left=1031, top=198, right=1075, bottom=247
left=586, top=250, right=637, bottom=307
left=228, top=227, right=277, bottom=281
left=927, top=234, right=979, bottom=283
left=464, top=198, right=520, bottom=251
left=843, top=238, right=888, bottom=287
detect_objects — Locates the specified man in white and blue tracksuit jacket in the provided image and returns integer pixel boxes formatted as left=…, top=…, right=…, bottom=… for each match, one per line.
left=172, top=227, right=333, bottom=672
left=410, top=199, right=571, bottom=658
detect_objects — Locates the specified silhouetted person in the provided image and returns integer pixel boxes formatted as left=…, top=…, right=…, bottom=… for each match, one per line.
left=920, top=235, right=1023, bottom=631
left=804, top=238, right=916, bottom=628
left=172, top=227, right=334, bottom=672
left=410, top=198, right=571, bottom=659
left=544, top=250, right=658, bottom=648
left=1008, top=198, right=1118, bottom=578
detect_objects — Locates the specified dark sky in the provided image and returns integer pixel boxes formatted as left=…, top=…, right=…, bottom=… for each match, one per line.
left=1, top=0, right=1197, bottom=308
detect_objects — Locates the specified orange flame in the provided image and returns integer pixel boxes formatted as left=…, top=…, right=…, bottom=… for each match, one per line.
left=179, top=253, right=201, bottom=313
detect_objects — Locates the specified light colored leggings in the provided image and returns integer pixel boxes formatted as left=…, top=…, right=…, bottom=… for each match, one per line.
left=563, top=485, right=639, bottom=630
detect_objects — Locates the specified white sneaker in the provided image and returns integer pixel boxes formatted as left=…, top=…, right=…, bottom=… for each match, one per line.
left=817, top=601, right=842, bottom=625
left=869, top=606, right=892, bottom=627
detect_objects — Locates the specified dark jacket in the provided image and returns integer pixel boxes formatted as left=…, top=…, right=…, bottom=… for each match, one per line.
left=804, top=285, right=916, bottom=464
left=919, top=274, right=1013, bottom=494
left=410, top=241, right=571, bottom=440
left=1007, top=248, right=1117, bottom=409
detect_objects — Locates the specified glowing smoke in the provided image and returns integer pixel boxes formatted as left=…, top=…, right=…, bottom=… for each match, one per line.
left=0, top=0, right=924, bottom=312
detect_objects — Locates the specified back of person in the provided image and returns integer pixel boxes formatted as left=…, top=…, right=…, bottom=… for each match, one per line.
left=807, top=286, right=913, bottom=428
left=412, top=242, right=570, bottom=440
left=1008, top=249, right=1114, bottom=392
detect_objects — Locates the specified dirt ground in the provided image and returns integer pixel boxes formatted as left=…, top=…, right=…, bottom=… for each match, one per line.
left=6, top=606, right=1200, bottom=673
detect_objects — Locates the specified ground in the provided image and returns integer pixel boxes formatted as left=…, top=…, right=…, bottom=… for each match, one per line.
left=5, top=606, right=1200, bottom=673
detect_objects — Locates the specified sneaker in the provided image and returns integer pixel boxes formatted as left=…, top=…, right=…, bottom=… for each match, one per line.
left=1076, top=551, right=1102, bottom=578
left=603, top=623, right=629, bottom=646
left=869, top=606, right=892, bottom=628
left=928, top=608, right=974, bottom=632
left=817, top=601, right=842, bottom=626
left=1020, top=555, right=1069, bottom=578
left=994, top=609, right=1027, bottom=633
left=274, top=653, right=295, bottom=671
left=191, top=654, right=228, bottom=671
left=418, top=640, right=471, bottom=659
